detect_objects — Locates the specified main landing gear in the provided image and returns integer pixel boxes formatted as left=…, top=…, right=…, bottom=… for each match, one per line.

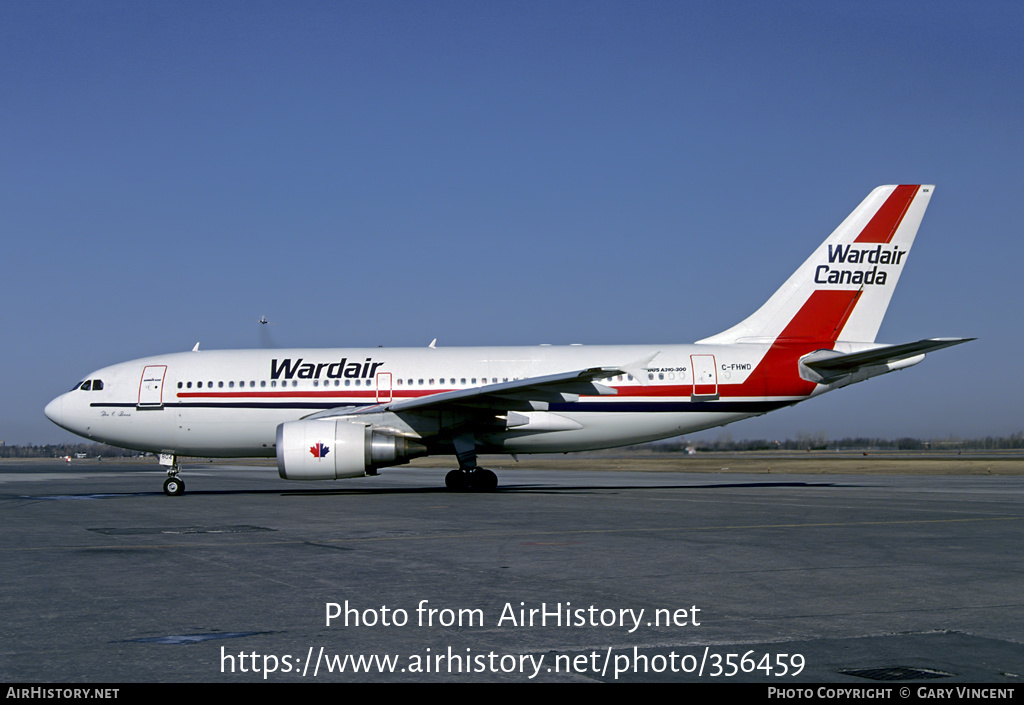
left=160, top=454, right=185, bottom=496
left=445, top=434, right=499, bottom=492
left=444, top=468, right=498, bottom=492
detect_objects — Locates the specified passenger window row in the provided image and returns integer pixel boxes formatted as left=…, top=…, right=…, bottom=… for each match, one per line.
left=172, top=377, right=521, bottom=390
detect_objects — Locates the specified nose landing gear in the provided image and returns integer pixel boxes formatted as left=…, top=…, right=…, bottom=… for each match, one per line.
left=163, top=475, right=185, bottom=496
left=160, top=454, right=185, bottom=496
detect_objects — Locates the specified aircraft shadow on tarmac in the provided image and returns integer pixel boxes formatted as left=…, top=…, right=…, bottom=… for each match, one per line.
left=281, top=480, right=842, bottom=496
left=24, top=480, right=842, bottom=500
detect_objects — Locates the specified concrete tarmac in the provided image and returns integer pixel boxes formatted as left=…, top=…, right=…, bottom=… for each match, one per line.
left=1, top=457, right=1022, bottom=683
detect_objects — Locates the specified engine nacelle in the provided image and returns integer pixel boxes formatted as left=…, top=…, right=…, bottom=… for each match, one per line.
left=276, top=419, right=425, bottom=480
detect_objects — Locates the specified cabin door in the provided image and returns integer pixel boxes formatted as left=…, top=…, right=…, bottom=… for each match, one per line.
left=138, top=365, right=167, bottom=408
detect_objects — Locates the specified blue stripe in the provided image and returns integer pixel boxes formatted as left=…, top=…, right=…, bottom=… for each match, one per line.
left=94, top=400, right=796, bottom=413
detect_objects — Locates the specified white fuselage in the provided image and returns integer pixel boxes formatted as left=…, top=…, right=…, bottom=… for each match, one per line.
left=45, top=342, right=803, bottom=458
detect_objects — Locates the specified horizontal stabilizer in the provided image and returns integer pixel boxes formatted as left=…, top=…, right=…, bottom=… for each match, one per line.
left=801, top=337, right=973, bottom=383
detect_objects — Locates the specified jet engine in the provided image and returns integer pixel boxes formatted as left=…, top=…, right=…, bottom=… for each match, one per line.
left=276, top=419, right=426, bottom=480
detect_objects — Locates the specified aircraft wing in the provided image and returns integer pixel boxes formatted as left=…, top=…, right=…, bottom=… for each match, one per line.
left=801, top=337, right=973, bottom=383
left=303, top=356, right=659, bottom=422
left=382, top=367, right=621, bottom=412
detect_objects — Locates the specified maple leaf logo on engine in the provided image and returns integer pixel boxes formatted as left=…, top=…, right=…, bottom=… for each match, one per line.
left=309, top=442, right=330, bottom=459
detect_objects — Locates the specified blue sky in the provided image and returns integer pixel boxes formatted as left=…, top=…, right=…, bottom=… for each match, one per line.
left=3, top=1, right=1021, bottom=445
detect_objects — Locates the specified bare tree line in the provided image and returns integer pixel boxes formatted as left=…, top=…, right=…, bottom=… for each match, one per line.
left=4, top=431, right=1024, bottom=459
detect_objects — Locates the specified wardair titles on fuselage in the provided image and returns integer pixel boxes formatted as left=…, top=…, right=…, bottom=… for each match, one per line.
left=271, top=357, right=384, bottom=380
left=814, top=243, right=907, bottom=286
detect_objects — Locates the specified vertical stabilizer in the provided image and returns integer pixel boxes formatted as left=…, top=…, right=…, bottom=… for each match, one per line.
left=697, top=185, right=934, bottom=346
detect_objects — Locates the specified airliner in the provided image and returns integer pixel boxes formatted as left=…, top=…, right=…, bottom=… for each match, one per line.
left=45, top=185, right=970, bottom=495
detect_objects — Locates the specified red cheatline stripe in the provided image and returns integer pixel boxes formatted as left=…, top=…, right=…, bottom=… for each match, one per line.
left=855, top=184, right=918, bottom=244
left=719, top=289, right=863, bottom=399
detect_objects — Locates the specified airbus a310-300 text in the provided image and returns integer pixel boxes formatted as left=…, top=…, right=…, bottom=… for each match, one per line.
left=45, top=185, right=970, bottom=494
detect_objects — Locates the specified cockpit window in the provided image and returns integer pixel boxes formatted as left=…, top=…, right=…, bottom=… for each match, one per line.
left=75, top=379, right=104, bottom=391
left=71, top=380, right=85, bottom=391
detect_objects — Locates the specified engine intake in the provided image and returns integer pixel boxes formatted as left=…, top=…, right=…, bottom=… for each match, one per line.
left=276, top=419, right=425, bottom=480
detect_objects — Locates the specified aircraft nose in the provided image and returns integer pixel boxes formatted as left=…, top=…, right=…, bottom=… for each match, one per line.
left=44, top=395, right=64, bottom=427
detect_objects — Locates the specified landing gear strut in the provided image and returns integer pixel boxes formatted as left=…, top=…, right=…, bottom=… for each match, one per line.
left=160, top=453, right=185, bottom=496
